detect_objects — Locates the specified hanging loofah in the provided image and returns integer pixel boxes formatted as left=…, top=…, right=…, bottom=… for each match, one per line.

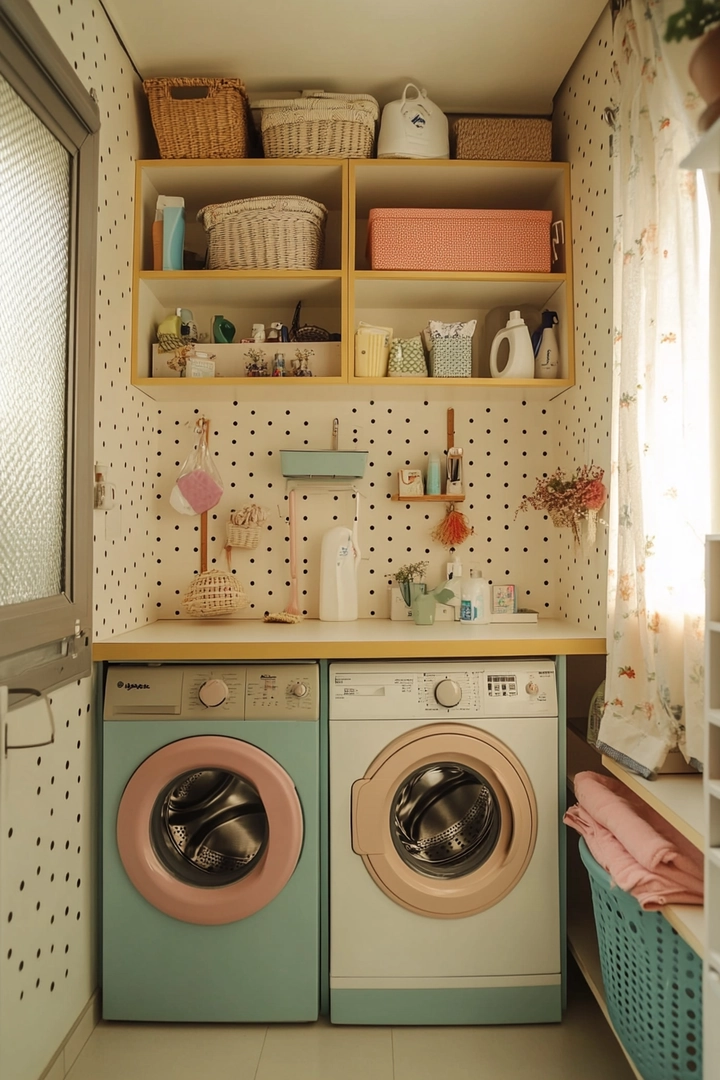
left=431, top=506, right=474, bottom=548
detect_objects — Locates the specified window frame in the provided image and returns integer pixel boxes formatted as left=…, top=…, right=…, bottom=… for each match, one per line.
left=0, top=0, right=99, bottom=694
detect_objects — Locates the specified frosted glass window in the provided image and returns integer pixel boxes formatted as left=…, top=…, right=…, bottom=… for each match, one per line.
left=0, top=72, right=70, bottom=606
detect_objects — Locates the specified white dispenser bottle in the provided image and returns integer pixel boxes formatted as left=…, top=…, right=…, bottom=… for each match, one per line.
left=489, top=311, right=535, bottom=379
left=533, top=310, right=560, bottom=379
left=319, top=525, right=359, bottom=621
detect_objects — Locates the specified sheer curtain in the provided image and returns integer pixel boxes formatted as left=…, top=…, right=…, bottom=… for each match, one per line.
left=597, top=0, right=710, bottom=776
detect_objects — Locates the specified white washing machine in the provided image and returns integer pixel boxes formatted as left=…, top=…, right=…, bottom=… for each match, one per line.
left=329, top=659, right=562, bottom=1026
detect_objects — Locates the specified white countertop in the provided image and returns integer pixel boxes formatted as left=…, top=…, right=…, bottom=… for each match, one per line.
left=93, top=617, right=606, bottom=661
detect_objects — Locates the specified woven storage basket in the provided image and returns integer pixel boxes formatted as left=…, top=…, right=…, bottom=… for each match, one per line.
left=181, top=569, right=248, bottom=618
left=579, top=838, right=703, bottom=1079
left=453, top=117, right=552, bottom=161
left=226, top=523, right=260, bottom=550
left=254, top=92, right=379, bottom=158
left=143, top=77, right=251, bottom=159
left=197, top=196, right=327, bottom=270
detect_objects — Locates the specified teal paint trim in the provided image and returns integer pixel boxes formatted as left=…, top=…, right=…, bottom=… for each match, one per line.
left=319, top=659, right=330, bottom=1018
left=330, top=985, right=562, bottom=1026
left=102, top=716, right=320, bottom=1022
left=556, top=654, right=568, bottom=1013
left=94, top=663, right=106, bottom=993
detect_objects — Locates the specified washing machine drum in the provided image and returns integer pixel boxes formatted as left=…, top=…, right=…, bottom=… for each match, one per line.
left=117, top=736, right=304, bottom=925
left=158, top=768, right=269, bottom=885
left=351, top=724, right=537, bottom=918
left=392, top=763, right=500, bottom=877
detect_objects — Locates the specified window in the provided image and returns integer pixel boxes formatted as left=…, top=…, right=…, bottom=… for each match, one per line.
left=0, top=0, right=99, bottom=693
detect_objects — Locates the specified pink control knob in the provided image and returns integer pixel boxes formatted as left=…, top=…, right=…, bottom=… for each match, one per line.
left=198, top=679, right=228, bottom=708
left=525, top=681, right=539, bottom=696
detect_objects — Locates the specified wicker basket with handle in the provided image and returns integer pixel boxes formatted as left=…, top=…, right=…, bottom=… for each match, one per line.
left=254, top=91, right=379, bottom=158
left=143, top=77, right=251, bottom=159
left=197, top=195, right=327, bottom=270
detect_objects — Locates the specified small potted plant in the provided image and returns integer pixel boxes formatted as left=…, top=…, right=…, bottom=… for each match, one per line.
left=664, top=0, right=720, bottom=129
left=393, top=561, right=429, bottom=607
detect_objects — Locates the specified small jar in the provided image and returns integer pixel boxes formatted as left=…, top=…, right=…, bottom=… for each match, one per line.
left=272, top=353, right=286, bottom=377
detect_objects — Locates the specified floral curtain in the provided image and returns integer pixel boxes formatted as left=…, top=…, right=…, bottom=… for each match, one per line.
left=597, top=0, right=710, bottom=776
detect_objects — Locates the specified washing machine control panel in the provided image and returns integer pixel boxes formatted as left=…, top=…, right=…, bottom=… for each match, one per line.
left=104, top=664, right=319, bottom=721
left=245, top=664, right=319, bottom=721
left=329, top=661, right=557, bottom=720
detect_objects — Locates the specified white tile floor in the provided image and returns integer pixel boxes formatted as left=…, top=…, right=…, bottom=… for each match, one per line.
left=65, top=964, right=635, bottom=1080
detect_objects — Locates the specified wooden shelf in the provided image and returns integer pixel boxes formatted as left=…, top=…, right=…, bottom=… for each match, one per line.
left=391, top=494, right=465, bottom=503
left=600, top=755, right=704, bottom=851
left=567, top=729, right=704, bottom=956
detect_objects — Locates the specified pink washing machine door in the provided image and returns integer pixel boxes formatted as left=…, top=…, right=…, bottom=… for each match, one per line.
left=116, top=735, right=303, bottom=925
left=351, top=724, right=537, bottom=918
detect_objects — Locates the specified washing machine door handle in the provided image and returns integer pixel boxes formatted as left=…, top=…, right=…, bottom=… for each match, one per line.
left=351, top=777, right=378, bottom=855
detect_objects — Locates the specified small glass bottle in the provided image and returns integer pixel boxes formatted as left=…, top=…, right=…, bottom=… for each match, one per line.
left=272, top=352, right=286, bottom=377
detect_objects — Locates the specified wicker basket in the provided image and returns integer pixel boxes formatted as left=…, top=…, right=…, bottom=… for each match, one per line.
left=197, top=195, right=327, bottom=270
left=181, top=569, right=248, bottom=618
left=254, top=92, right=379, bottom=158
left=226, top=523, right=260, bottom=550
left=143, top=77, right=251, bottom=160
left=453, top=117, right=552, bottom=161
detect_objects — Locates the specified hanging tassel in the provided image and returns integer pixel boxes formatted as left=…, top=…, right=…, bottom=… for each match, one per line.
left=431, top=506, right=474, bottom=548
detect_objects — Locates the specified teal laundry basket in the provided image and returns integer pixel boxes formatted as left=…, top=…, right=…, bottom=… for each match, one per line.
left=579, top=837, right=702, bottom=1079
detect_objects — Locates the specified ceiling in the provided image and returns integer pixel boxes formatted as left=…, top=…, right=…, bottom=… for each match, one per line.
left=101, top=0, right=608, bottom=116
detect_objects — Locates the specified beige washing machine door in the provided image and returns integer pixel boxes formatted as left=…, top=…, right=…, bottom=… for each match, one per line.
left=351, top=723, right=537, bottom=918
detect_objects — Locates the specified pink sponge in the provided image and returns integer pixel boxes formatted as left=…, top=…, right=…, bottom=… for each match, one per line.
left=176, top=469, right=223, bottom=514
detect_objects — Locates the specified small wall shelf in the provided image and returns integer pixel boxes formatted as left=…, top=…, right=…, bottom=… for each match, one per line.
left=391, top=494, right=465, bottom=502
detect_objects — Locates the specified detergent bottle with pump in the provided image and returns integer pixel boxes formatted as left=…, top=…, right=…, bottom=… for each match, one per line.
left=489, top=311, right=535, bottom=379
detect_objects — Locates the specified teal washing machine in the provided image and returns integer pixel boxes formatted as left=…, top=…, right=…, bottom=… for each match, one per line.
left=102, top=662, right=320, bottom=1022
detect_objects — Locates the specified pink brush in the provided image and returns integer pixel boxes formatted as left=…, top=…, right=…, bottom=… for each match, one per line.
left=285, top=488, right=300, bottom=616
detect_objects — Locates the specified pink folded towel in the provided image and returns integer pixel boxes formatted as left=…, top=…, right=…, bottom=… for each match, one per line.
left=565, top=771, right=703, bottom=910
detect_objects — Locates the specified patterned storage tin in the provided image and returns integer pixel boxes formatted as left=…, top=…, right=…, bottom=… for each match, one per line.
left=453, top=117, right=552, bottom=162
left=429, top=338, right=472, bottom=378
left=367, top=208, right=552, bottom=272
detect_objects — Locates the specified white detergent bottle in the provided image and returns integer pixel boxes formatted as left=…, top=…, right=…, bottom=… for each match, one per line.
left=489, top=310, right=535, bottom=379
left=474, top=571, right=492, bottom=625
left=319, top=525, right=359, bottom=621
left=460, top=570, right=481, bottom=624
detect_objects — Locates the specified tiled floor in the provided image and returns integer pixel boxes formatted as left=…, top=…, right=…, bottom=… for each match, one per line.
left=65, top=964, right=635, bottom=1080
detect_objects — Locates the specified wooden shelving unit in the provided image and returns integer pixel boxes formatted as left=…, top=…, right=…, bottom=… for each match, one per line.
left=131, top=158, right=575, bottom=400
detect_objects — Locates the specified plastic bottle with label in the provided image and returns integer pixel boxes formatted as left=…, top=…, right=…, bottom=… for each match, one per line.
left=444, top=559, right=462, bottom=621
left=460, top=568, right=491, bottom=624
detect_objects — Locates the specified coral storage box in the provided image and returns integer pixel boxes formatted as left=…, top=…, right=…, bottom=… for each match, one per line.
left=367, top=207, right=552, bottom=272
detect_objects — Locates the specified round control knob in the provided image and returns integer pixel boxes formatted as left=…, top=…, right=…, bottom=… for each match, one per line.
left=198, top=678, right=228, bottom=708
left=434, top=679, right=462, bottom=709
left=525, top=681, right=539, bottom=696
left=290, top=682, right=308, bottom=698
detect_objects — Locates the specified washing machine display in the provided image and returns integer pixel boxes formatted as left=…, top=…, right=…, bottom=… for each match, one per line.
left=102, top=663, right=320, bottom=1023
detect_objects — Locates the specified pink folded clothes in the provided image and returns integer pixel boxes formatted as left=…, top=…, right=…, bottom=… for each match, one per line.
left=564, top=771, right=703, bottom=910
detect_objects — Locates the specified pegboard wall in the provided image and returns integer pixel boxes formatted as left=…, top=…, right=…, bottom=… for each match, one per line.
left=0, top=679, right=95, bottom=1080
left=0, top=3, right=151, bottom=1077
left=154, top=396, right=564, bottom=620
left=552, top=4, right=614, bottom=631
